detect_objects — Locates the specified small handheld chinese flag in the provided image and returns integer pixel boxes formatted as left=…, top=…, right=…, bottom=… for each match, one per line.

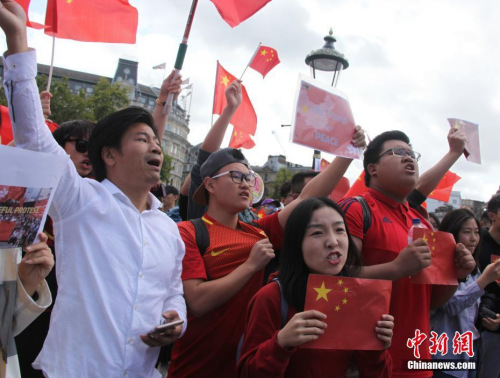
left=248, top=45, right=280, bottom=78
left=213, top=62, right=257, bottom=149
left=210, top=0, right=273, bottom=28
left=428, top=171, right=461, bottom=202
left=410, top=229, right=458, bottom=285
left=303, top=274, right=392, bottom=350
left=44, top=0, right=138, bottom=43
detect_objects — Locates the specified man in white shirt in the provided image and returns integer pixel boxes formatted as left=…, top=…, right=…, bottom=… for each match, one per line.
left=0, top=2, right=187, bottom=377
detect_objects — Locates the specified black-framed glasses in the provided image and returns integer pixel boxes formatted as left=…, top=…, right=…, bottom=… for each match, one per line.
left=65, top=139, right=89, bottom=153
left=211, top=170, right=257, bottom=187
left=378, top=147, right=421, bottom=161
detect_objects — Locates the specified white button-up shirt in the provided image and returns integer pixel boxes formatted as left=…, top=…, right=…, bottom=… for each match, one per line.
left=3, top=50, right=186, bottom=378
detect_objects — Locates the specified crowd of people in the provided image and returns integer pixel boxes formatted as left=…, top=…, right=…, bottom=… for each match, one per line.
left=1, top=2, right=500, bottom=377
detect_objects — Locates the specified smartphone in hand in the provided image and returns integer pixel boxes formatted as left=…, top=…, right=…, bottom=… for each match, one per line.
left=147, top=319, right=184, bottom=336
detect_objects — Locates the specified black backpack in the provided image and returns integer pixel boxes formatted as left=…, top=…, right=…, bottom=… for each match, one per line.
left=338, top=196, right=372, bottom=236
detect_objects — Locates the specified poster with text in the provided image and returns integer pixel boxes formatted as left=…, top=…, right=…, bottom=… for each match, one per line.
left=0, top=145, right=68, bottom=249
left=291, top=75, right=361, bottom=159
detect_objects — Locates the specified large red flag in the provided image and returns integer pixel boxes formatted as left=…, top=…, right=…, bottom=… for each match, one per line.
left=428, top=171, right=461, bottom=202
left=210, top=0, right=273, bottom=28
left=213, top=62, right=257, bottom=144
left=229, top=128, right=255, bottom=149
left=410, top=228, right=458, bottom=285
left=249, top=45, right=280, bottom=78
left=302, top=275, right=392, bottom=350
left=44, top=0, right=138, bottom=43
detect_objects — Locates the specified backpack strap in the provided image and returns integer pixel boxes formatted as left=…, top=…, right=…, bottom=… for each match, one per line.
left=190, top=218, right=210, bottom=256
left=273, top=278, right=288, bottom=328
left=339, top=196, right=372, bottom=237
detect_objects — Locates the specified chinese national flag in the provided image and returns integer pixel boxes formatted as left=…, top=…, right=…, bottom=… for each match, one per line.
left=329, top=177, right=350, bottom=203
left=213, top=62, right=257, bottom=143
left=44, top=0, right=138, bottom=43
left=410, top=229, right=458, bottom=285
left=210, top=0, right=273, bottom=28
left=344, top=171, right=368, bottom=198
left=229, top=128, right=255, bottom=149
left=428, top=171, right=461, bottom=202
left=249, top=45, right=280, bottom=78
left=303, top=275, right=392, bottom=350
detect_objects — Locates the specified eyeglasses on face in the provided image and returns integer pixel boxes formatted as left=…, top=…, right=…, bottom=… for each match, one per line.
left=377, top=147, right=421, bottom=161
left=65, top=139, right=89, bottom=153
left=211, top=170, right=256, bottom=187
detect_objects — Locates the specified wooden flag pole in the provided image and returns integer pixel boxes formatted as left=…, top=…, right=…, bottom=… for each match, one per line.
left=163, top=0, right=199, bottom=116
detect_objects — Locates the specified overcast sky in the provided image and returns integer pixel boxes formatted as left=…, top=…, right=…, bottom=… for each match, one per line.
left=12, top=0, right=500, bottom=202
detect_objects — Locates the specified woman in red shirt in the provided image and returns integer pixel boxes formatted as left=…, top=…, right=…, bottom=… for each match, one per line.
left=238, top=197, right=394, bottom=377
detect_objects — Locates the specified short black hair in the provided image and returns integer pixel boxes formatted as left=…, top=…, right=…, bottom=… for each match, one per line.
left=165, top=185, right=179, bottom=196
left=487, top=194, right=500, bottom=214
left=363, top=130, right=410, bottom=186
left=52, top=119, right=95, bottom=147
left=439, top=208, right=480, bottom=275
left=278, top=197, right=362, bottom=312
left=88, top=106, right=156, bottom=182
left=279, top=179, right=292, bottom=199
left=291, top=171, right=319, bottom=195
left=429, top=212, right=441, bottom=229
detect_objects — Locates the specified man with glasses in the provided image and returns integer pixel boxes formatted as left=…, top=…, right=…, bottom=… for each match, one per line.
left=340, top=130, right=474, bottom=377
left=169, top=135, right=366, bottom=377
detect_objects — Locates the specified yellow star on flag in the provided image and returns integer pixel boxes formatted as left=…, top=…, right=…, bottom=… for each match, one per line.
left=261, top=49, right=267, bottom=56
left=221, top=75, right=230, bottom=86
left=314, top=281, right=332, bottom=302
left=343, top=287, right=349, bottom=294
left=337, top=279, right=343, bottom=286
left=422, top=234, right=428, bottom=243
left=342, top=298, right=348, bottom=304
left=335, top=305, right=341, bottom=312
left=66, top=0, right=73, bottom=3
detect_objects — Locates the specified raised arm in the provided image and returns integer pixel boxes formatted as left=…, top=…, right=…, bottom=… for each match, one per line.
left=201, top=80, right=242, bottom=152
left=153, top=71, right=183, bottom=140
left=414, top=127, right=465, bottom=197
left=277, top=126, right=365, bottom=228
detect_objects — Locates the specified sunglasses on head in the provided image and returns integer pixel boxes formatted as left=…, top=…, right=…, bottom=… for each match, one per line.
left=66, top=139, right=89, bottom=153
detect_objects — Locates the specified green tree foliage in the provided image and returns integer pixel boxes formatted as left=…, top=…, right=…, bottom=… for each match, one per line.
left=160, top=152, right=174, bottom=183
left=0, top=74, right=129, bottom=124
left=272, top=167, right=292, bottom=198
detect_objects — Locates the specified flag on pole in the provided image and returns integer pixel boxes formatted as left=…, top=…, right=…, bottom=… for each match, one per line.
left=44, top=0, right=138, bottom=43
left=249, top=45, right=280, bottom=78
left=15, top=0, right=45, bottom=29
left=153, top=62, right=167, bottom=70
left=303, top=275, right=392, bottom=350
left=213, top=62, right=257, bottom=149
left=210, top=0, right=273, bottom=28
left=428, top=171, right=461, bottom=202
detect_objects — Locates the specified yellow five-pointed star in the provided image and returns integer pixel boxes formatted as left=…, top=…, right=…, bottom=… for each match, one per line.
left=261, top=49, right=268, bottom=56
left=343, top=287, right=349, bottom=294
left=314, top=282, right=332, bottom=301
left=422, top=234, right=428, bottom=243
left=221, top=75, right=230, bottom=86
left=335, top=305, right=341, bottom=312
left=337, top=279, right=343, bottom=286
left=66, top=0, right=73, bottom=3
left=342, top=298, right=348, bottom=304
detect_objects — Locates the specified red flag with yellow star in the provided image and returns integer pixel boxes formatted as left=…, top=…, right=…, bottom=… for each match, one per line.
left=210, top=0, right=273, bottom=28
left=44, top=0, right=138, bottom=43
left=410, top=228, right=458, bottom=285
left=213, top=62, right=257, bottom=149
left=303, top=275, right=392, bottom=350
left=248, top=45, right=280, bottom=78
left=427, top=170, right=461, bottom=202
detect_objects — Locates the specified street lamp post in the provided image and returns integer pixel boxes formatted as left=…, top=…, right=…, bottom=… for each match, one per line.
left=305, top=28, right=349, bottom=169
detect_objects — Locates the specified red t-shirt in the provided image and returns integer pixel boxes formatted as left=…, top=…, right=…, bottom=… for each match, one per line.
left=169, top=212, right=283, bottom=378
left=238, top=281, right=392, bottom=378
left=342, top=189, right=433, bottom=378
